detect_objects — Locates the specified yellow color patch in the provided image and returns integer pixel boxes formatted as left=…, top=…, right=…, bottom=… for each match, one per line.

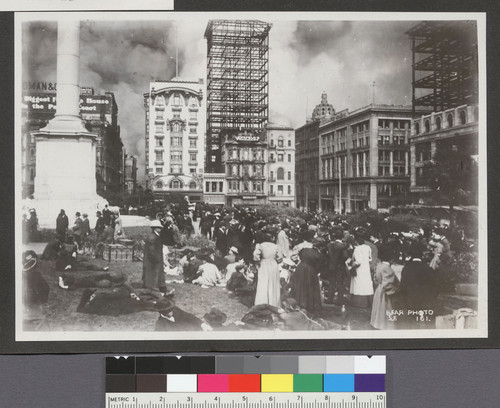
left=261, top=374, right=294, bottom=392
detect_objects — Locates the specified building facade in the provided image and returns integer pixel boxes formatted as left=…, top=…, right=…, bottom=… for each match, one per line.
left=266, top=125, right=295, bottom=207
left=222, top=130, right=268, bottom=207
left=410, top=104, right=479, bottom=203
left=144, top=78, right=205, bottom=203
left=318, top=104, right=425, bottom=213
left=21, top=85, right=123, bottom=198
left=295, top=92, right=335, bottom=211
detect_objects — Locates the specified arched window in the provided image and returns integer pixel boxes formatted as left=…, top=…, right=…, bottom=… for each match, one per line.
left=189, top=181, right=197, bottom=189
left=189, top=96, right=198, bottom=107
left=155, top=96, right=165, bottom=106
left=173, top=93, right=181, bottom=106
left=447, top=114, right=454, bottom=128
left=277, top=167, right=285, bottom=180
left=460, top=110, right=467, bottom=125
left=170, top=179, right=183, bottom=189
left=424, top=120, right=430, bottom=133
left=415, top=122, right=420, bottom=135
left=435, top=116, right=442, bottom=130
left=155, top=180, right=163, bottom=189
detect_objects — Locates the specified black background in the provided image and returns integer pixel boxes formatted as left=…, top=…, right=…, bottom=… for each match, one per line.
left=0, top=0, right=499, bottom=405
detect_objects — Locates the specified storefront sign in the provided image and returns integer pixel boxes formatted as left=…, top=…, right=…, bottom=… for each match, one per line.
left=235, top=135, right=260, bottom=142
left=23, top=93, right=112, bottom=116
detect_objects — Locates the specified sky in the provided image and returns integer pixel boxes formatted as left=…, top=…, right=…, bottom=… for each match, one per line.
left=22, top=16, right=418, bottom=181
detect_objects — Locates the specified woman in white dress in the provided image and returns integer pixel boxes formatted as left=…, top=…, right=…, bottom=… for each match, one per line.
left=349, top=232, right=374, bottom=308
left=253, top=233, right=283, bottom=307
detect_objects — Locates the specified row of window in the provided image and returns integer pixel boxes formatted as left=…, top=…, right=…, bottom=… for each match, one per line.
left=269, top=153, right=292, bottom=162
left=228, top=164, right=265, bottom=177
left=414, top=108, right=476, bottom=135
left=155, top=151, right=198, bottom=162
left=228, top=148, right=264, bottom=161
left=269, top=185, right=293, bottom=195
left=378, top=120, right=410, bottom=130
left=228, top=180, right=264, bottom=193
left=378, top=150, right=407, bottom=162
left=378, top=165, right=407, bottom=176
left=155, top=166, right=197, bottom=175
left=155, top=123, right=196, bottom=133
left=319, top=183, right=407, bottom=197
left=155, top=138, right=198, bottom=149
left=270, top=138, right=293, bottom=148
left=205, top=181, right=224, bottom=193
left=154, top=94, right=200, bottom=108
left=155, top=110, right=197, bottom=120
left=155, top=179, right=198, bottom=190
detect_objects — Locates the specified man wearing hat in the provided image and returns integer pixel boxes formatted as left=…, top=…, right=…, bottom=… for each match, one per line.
left=224, top=246, right=239, bottom=265
left=94, top=211, right=105, bottom=240
left=143, top=220, right=169, bottom=295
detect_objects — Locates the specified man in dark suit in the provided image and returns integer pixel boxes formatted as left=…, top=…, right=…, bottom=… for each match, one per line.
left=325, top=228, right=349, bottom=304
left=399, top=243, right=439, bottom=329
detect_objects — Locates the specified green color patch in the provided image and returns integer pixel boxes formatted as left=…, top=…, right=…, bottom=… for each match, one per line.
left=293, top=374, right=323, bottom=392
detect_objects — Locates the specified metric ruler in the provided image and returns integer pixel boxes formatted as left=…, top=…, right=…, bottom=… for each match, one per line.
left=105, top=393, right=386, bottom=408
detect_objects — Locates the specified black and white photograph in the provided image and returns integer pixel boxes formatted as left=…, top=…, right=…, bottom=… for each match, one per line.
left=15, top=11, right=487, bottom=343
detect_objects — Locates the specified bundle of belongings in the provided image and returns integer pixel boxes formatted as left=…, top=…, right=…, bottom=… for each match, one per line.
left=58, top=271, right=126, bottom=290
left=238, top=300, right=341, bottom=331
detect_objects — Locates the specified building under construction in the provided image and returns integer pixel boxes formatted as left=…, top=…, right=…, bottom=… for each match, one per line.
left=204, top=20, right=272, bottom=173
left=407, top=21, right=478, bottom=114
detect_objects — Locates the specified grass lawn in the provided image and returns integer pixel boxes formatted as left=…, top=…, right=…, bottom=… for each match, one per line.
left=36, top=256, right=250, bottom=332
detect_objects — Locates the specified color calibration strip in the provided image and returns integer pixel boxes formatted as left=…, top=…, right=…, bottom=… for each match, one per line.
left=106, top=356, right=385, bottom=393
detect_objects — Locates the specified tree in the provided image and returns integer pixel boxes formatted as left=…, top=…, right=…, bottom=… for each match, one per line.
left=422, top=142, right=478, bottom=210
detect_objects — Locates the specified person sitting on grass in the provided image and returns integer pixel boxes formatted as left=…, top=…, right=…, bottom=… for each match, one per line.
left=192, top=252, right=223, bottom=287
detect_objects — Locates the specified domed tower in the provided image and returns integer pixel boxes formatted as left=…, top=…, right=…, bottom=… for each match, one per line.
left=312, top=91, right=335, bottom=121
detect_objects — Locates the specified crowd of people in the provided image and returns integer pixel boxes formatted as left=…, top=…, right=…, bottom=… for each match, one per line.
left=23, top=198, right=474, bottom=331
left=143, top=202, right=470, bottom=330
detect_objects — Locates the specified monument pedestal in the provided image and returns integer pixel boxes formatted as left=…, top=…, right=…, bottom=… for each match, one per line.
left=28, top=19, right=108, bottom=229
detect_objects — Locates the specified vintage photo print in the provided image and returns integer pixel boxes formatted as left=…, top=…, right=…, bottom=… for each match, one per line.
left=15, top=11, right=487, bottom=344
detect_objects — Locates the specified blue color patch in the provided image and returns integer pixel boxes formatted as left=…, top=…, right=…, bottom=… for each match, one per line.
left=323, top=374, right=355, bottom=392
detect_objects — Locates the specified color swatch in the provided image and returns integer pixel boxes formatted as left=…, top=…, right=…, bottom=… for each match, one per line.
left=106, top=356, right=385, bottom=393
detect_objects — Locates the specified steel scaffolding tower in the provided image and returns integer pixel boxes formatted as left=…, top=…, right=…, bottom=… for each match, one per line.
left=204, top=20, right=272, bottom=173
left=407, top=21, right=478, bottom=114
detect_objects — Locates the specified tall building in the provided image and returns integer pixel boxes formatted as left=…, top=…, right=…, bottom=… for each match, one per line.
left=143, top=78, right=205, bottom=203
left=407, top=22, right=479, bottom=206
left=267, top=125, right=295, bottom=207
left=124, top=154, right=138, bottom=195
left=318, top=104, right=428, bottom=213
left=407, top=21, right=478, bottom=114
left=295, top=93, right=335, bottom=211
left=204, top=20, right=272, bottom=177
left=21, top=84, right=123, bottom=198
